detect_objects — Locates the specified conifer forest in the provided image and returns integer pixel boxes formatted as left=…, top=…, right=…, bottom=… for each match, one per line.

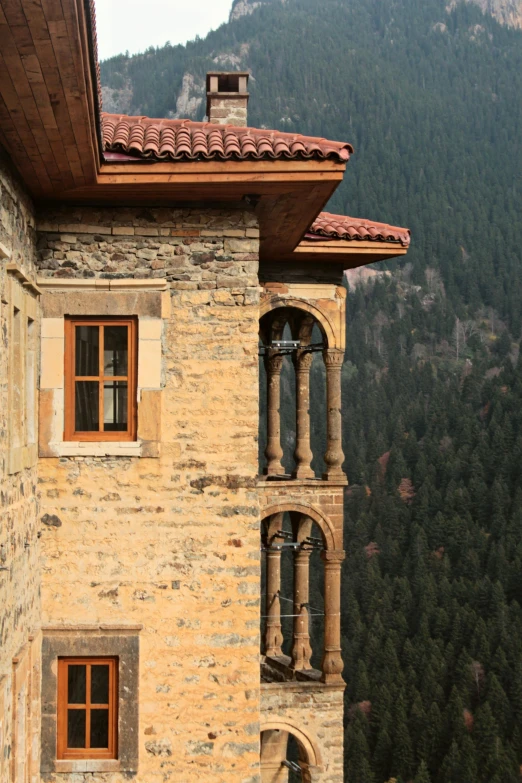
left=101, top=0, right=522, bottom=779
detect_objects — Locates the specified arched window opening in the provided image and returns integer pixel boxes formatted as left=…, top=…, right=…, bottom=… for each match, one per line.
left=259, top=306, right=343, bottom=481
left=261, top=511, right=326, bottom=679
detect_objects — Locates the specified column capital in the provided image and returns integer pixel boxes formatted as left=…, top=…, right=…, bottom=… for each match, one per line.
left=323, top=348, right=344, bottom=367
left=264, top=348, right=284, bottom=374
left=294, top=349, right=314, bottom=371
left=321, top=549, right=346, bottom=564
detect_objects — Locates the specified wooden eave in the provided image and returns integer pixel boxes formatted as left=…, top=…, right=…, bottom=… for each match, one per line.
left=53, top=158, right=346, bottom=260
left=0, top=0, right=101, bottom=197
left=0, top=1, right=409, bottom=269
left=279, top=239, right=409, bottom=267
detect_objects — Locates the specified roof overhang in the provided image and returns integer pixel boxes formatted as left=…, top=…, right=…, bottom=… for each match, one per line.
left=43, top=158, right=346, bottom=261
left=286, top=238, right=409, bottom=267
left=0, top=0, right=409, bottom=271
left=0, top=0, right=102, bottom=196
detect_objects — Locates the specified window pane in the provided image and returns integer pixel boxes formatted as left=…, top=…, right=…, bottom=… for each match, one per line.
left=103, top=382, right=128, bottom=431
left=90, top=709, right=109, bottom=748
left=67, top=709, right=86, bottom=748
left=75, top=326, right=99, bottom=376
left=75, top=382, right=99, bottom=431
left=91, top=665, right=110, bottom=704
left=104, top=326, right=128, bottom=376
left=68, top=665, right=86, bottom=704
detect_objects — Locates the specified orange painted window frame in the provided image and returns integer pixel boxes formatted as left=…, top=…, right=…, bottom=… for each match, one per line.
left=64, top=317, right=137, bottom=441
left=57, top=657, right=118, bottom=760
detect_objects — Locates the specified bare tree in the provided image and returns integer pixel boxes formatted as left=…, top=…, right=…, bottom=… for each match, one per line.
left=425, top=267, right=445, bottom=297
left=452, top=317, right=481, bottom=360
left=373, top=311, right=389, bottom=357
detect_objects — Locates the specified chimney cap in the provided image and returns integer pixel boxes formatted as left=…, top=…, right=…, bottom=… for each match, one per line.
left=206, top=71, right=250, bottom=92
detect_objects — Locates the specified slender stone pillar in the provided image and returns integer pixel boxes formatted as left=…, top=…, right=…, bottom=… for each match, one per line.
left=322, top=348, right=345, bottom=480
left=292, top=349, right=314, bottom=479
left=264, top=515, right=285, bottom=657
left=290, top=546, right=313, bottom=670
left=290, top=514, right=313, bottom=671
left=321, top=549, right=345, bottom=683
left=264, top=349, right=285, bottom=476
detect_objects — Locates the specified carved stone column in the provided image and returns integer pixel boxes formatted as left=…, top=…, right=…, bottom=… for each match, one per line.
left=292, top=349, right=314, bottom=479
left=290, top=514, right=313, bottom=670
left=264, top=349, right=285, bottom=476
left=264, top=514, right=285, bottom=657
left=290, top=546, right=313, bottom=670
left=323, top=348, right=345, bottom=480
left=321, top=549, right=345, bottom=684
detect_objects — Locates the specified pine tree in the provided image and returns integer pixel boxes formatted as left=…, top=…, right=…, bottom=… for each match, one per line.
left=414, top=760, right=431, bottom=783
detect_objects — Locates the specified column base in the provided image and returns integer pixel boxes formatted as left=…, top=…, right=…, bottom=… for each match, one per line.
left=292, top=466, right=315, bottom=479
left=321, top=672, right=345, bottom=685
left=265, top=466, right=286, bottom=477
left=322, top=469, right=347, bottom=482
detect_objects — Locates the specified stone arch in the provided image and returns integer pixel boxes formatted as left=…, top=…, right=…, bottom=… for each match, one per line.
left=261, top=719, right=323, bottom=770
left=260, top=297, right=338, bottom=350
left=261, top=502, right=337, bottom=551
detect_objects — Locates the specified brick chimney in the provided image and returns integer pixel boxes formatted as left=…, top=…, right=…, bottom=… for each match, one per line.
left=206, top=72, right=250, bottom=126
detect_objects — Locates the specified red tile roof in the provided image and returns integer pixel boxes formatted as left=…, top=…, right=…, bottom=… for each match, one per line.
left=307, top=212, right=411, bottom=246
left=101, top=113, right=352, bottom=163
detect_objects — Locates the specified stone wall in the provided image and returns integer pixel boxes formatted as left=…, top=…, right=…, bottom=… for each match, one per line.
left=261, top=682, right=344, bottom=783
left=0, top=147, right=41, bottom=783
left=36, top=206, right=262, bottom=782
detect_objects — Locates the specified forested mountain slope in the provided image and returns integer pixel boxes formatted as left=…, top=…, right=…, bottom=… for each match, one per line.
left=101, top=1, right=522, bottom=780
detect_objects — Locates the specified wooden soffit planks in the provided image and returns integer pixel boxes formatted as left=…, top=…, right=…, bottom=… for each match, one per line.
left=0, top=0, right=100, bottom=197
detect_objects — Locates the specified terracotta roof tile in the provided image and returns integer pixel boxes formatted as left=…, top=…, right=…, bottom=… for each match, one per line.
left=307, top=212, right=411, bottom=246
left=101, top=113, right=352, bottom=163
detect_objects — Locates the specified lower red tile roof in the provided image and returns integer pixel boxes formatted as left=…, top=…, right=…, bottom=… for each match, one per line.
left=307, top=212, right=411, bottom=246
left=101, top=113, right=352, bottom=163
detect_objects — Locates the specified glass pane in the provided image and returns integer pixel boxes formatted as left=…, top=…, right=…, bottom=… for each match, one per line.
left=104, top=326, right=128, bottom=376
left=91, top=665, right=110, bottom=704
left=103, top=382, right=128, bottom=432
left=75, top=382, right=99, bottom=432
left=75, top=326, right=99, bottom=376
left=68, top=665, right=86, bottom=704
left=90, top=709, right=109, bottom=748
left=67, top=709, right=86, bottom=748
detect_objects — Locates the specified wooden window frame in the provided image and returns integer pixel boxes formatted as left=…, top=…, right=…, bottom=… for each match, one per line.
left=57, top=657, right=118, bottom=760
left=64, top=317, right=137, bottom=442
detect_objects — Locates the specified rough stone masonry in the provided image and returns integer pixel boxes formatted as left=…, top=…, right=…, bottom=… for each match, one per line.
left=36, top=205, right=262, bottom=782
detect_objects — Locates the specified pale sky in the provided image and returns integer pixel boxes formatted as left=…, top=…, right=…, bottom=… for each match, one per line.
left=95, top=0, right=234, bottom=61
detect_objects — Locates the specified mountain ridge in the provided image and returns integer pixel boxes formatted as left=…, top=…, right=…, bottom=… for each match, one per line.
left=449, top=0, right=522, bottom=28
left=229, top=0, right=522, bottom=27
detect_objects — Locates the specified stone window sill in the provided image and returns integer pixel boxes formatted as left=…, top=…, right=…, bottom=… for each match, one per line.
left=53, top=759, right=120, bottom=773
left=52, top=441, right=142, bottom=457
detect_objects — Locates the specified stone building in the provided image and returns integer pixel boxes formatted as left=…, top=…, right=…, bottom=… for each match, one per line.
left=0, top=2, right=410, bottom=781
